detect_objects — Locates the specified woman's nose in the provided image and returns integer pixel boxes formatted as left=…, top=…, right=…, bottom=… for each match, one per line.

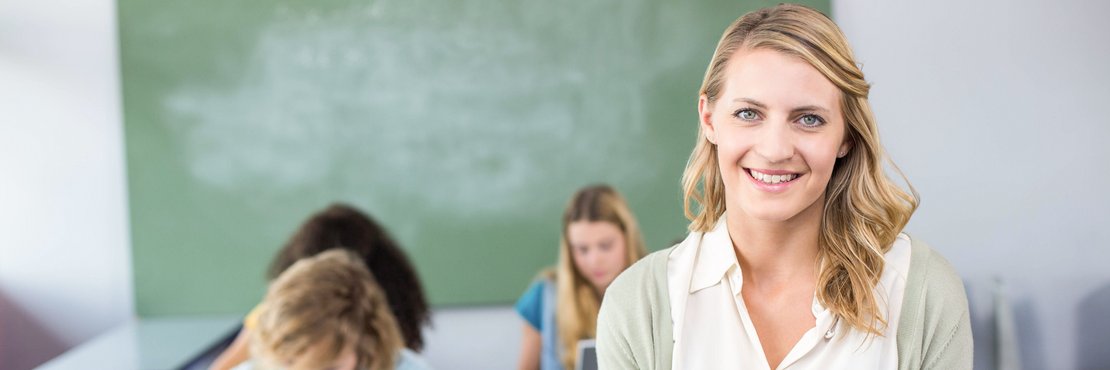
left=753, top=120, right=795, bottom=163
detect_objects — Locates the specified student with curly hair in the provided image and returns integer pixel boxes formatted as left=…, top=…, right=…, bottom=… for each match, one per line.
left=211, top=204, right=431, bottom=370
left=234, top=249, right=431, bottom=370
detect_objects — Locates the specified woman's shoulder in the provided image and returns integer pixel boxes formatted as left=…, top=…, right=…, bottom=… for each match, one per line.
left=606, top=232, right=702, bottom=301
left=903, top=235, right=969, bottom=327
left=903, top=235, right=967, bottom=301
left=628, top=247, right=674, bottom=276
left=607, top=247, right=673, bottom=299
left=598, top=241, right=688, bottom=369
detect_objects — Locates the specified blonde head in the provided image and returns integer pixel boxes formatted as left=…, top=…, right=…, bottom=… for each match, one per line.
left=681, top=4, right=918, bottom=335
left=251, top=249, right=404, bottom=370
left=554, top=184, right=647, bottom=369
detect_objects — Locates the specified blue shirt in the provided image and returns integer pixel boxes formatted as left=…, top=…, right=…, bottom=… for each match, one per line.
left=515, top=280, right=545, bottom=330
left=515, top=279, right=564, bottom=370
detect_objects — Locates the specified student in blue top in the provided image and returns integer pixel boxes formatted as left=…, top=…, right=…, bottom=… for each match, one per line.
left=232, top=249, right=433, bottom=370
left=515, top=184, right=648, bottom=370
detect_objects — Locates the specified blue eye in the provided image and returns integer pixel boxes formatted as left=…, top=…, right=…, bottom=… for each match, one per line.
left=799, top=114, right=825, bottom=127
left=735, top=109, right=759, bottom=121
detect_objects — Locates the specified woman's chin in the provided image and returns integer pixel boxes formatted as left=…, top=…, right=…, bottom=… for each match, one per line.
left=733, top=196, right=822, bottom=224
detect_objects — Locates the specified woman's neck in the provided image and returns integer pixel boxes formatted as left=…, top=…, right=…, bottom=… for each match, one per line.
left=725, top=200, right=823, bottom=288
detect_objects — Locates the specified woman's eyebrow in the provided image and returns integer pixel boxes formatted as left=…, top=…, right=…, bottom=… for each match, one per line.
left=733, top=97, right=767, bottom=108
left=732, top=98, right=829, bottom=114
left=791, top=105, right=830, bottom=114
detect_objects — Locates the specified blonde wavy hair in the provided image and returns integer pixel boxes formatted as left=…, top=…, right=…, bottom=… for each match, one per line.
left=681, top=4, right=918, bottom=335
left=251, top=249, right=404, bottom=370
left=553, top=184, right=647, bottom=369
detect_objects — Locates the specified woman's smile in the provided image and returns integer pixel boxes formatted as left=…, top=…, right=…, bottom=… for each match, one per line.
left=745, top=168, right=804, bottom=193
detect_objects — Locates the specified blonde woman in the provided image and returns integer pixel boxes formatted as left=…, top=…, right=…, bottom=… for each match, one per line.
left=516, top=184, right=648, bottom=370
left=597, top=4, right=972, bottom=370
left=233, top=249, right=432, bottom=370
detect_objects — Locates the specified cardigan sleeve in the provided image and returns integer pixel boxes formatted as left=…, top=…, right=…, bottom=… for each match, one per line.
left=897, top=237, right=974, bottom=370
left=919, top=248, right=974, bottom=369
left=597, top=249, right=674, bottom=370
left=597, top=297, right=640, bottom=370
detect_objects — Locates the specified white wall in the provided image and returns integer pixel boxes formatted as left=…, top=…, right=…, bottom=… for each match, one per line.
left=0, top=0, right=134, bottom=369
left=834, top=0, right=1110, bottom=369
left=423, top=307, right=520, bottom=370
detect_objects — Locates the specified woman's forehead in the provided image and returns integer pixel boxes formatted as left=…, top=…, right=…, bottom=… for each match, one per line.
left=720, top=48, right=841, bottom=109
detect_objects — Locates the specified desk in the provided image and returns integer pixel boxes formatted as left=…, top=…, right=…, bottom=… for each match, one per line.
left=36, top=315, right=240, bottom=370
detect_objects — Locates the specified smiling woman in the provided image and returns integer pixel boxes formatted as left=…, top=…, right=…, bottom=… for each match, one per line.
left=700, top=48, right=850, bottom=225
left=596, top=4, right=972, bottom=370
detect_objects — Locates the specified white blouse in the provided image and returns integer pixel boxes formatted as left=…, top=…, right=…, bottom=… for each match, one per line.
left=668, top=216, right=912, bottom=370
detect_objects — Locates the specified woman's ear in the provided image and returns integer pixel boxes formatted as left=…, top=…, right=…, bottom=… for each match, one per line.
left=837, top=140, right=853, bottom=158
left=698, top=95, right=717, bottom=144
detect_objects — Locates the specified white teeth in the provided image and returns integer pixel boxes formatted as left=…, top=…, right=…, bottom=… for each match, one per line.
left=750, top=170, right=797, bottom=184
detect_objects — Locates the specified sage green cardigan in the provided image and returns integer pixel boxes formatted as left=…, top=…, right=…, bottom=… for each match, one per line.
left=596, top=235, right=973, bottom=369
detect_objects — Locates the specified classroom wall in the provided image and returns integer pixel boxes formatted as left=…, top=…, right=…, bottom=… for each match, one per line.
left=834, top=0, right=1110, bottom=368
left=422, top=307, right=519, bottom=370
left=0, top=0, right=134, bottom=369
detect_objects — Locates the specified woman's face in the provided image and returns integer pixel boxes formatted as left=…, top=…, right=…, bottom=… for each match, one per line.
left=567, top=220, right=628, bottom=294
left=699, top=47, right=850, bottom=224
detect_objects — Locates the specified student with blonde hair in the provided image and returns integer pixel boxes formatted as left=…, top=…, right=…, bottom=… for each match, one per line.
left=211, top=204, right=430, bottom=370
left=516, top=184, right=648, bottom=370
left=597, top=4, right=972, bottom=369
left=234, top=249, right=431, bottom=370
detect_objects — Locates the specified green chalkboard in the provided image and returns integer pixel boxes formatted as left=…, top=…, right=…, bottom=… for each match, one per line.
left=120, top=0, right=829, bottom=316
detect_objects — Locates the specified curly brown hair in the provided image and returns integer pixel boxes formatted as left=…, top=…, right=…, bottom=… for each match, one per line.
left=267, top=203, right=431, bottom=351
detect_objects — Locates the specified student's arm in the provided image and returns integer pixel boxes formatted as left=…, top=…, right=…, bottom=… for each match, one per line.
left=517, top=323, right=542, bottom=370
left=208, top=329, right=251, bottom=370
left=514, top=281, right=544, bottom=370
